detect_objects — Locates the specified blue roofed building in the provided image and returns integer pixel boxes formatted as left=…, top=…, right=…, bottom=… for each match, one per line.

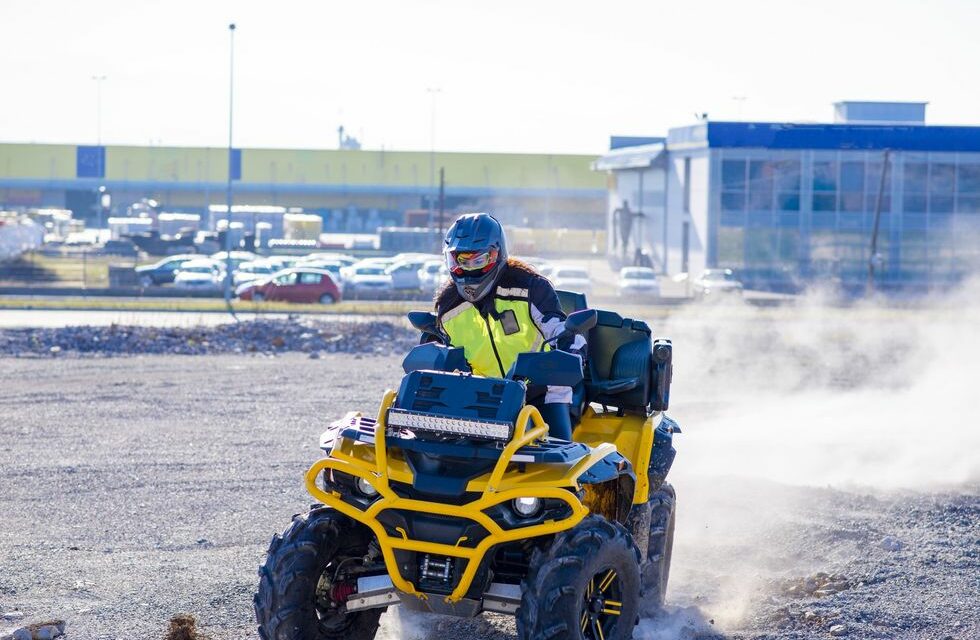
left=594, top=102, right=980, bottom=291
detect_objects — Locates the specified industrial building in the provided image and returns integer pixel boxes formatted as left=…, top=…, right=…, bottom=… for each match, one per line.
left=0, top=143, right=604, bottom=233
left=595, top=102, right=980, bottom=291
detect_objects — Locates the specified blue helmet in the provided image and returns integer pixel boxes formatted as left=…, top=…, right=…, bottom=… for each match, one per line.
left=444, top=213, right=509, bottom=303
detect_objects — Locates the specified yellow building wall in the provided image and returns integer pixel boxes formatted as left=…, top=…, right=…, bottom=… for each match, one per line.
left=239, top=149, right=603, bottom=190
left=0, top=143, right=604, bottom=191
left=0, top=144, right=75, bottom=179
left=105, top=146, right=229, bottom=183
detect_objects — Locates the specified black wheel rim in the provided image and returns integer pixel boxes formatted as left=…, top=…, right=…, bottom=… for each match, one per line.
left=580, top=567, right=623, bottom=640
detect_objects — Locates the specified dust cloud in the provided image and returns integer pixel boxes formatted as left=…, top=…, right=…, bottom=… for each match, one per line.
left=660, top=281, right=980, bottom=491
left=644, top=280, right=980, bottom=637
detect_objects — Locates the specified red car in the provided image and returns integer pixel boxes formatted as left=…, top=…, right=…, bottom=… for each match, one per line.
left=237, top=268, right=342, bottom=304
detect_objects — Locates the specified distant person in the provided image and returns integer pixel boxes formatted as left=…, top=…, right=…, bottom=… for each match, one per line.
left=434, top=212, right=585, bottom=440
left=612, top=200, right=634, bottom=256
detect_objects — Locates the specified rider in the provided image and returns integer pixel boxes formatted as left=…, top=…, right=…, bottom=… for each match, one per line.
left=435, top=212, right=586, bottom=440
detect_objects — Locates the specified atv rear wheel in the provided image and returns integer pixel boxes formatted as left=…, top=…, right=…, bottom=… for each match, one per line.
left=255, top=507, right=383, bottom=640
left=642, top=483, right=676, bottom=609
left=516, top=514, right=641, bottom=640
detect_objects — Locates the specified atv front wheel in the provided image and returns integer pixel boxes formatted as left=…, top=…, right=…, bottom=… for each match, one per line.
left=517, top=514, right=641, bottom=640
left=255, top=507, right=383, bottom=640
left=642, top=483, right=676, bottom=608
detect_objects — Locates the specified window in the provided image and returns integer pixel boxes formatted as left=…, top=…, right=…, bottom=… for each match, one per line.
left=930, top=163, right=955, bottom=213
left=748, top=160, right=773, bottom=210
left=299, top=272, right=322, bottom=284
left=722, top=160, right=746, bottom=190
left=957, top=163, right=980, bottom=214
left=275, top=272, right=298, bottom=285
left=840, top=161, right=865, bottom=212
left=722, top=192, right=746, bottom=213
left=865, top=160, right=892, bottom=212
left=721, top=159, right=746, bottom=213
left=744, top=229, right=778, bottom=265
left=812, top=161, right=838, bottom=212
left=774, top=159, right=801, bottom=211
left=716, top=227, right=744, bottom=267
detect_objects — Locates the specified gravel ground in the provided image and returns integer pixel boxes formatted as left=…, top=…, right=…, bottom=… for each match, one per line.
left=0, top=318, right=415, bottom=357
left=1, top=297, right=978, bottom=640
left=0, top=353, right=976, bottom=640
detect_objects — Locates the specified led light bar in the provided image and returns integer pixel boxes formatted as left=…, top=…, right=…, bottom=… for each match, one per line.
left=386, top=409, right=513, bottom=441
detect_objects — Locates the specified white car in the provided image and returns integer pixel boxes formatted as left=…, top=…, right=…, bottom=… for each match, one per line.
left=233, top=260, right=278, bottom=286
left=300, top=260, right=347, bottom=291
left=418, top=259, right=448, bottom=295
left=692, top=268, right=744, bottom=298
left=174, top=259, right=226, bottom=290
left=386, top=259, right=431, bottom=291
left=520, top=256, right=553, bottom=277
left=341, top=257, right=398, bottom=279
left=210, top=250, right=259, bottom=272
left=344, top=264, right=393, bottom=296
left=550, top=266, right=592, bottom=293
left=617, top=267, right=660, bottom=298
left=299, top=253, right=357, bottom=268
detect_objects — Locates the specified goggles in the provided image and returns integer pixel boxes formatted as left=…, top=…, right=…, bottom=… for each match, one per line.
left=446, top=248, right=499, bottom=276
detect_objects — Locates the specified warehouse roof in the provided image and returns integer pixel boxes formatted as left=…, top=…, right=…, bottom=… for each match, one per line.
left=666, top=121, right=980, bottom=152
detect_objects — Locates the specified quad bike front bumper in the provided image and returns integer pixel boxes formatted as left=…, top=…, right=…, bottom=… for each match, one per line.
left=304, top=390, right=619, bottom=610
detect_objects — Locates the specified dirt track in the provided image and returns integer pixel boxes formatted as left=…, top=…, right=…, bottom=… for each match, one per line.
left=0, top=348, right=977, bottom=640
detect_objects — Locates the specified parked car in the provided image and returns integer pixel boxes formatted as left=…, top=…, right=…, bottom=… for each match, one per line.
left=299, top=260, right=347, bottom=291
left=418, top=259, right=448, bottom=295
left=520, top=256, right=554, bottom=277
left=550, top=265, right=592, bottom=293
left=237, top=268, right=341, bottom=304
left=386, top=258, right=431, bottom=291
left=617, top=266, right=660, bottom=298
left=692, top=268, right=744, bottom=298
left=101, top=239, right=140, bottom=257
left=210, top=250, right=259, bottom=271
left=135, top=253, right=199, bottom=287
left=173, top=259, right=225, bottom=291
left=233, top=260, right=278, bottom=287
left=344, top=263, right=393, bottom=296
left=299, top=253, right=357, bottom=268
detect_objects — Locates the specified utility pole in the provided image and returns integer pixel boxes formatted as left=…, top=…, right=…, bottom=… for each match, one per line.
left=868, top=149, right=891, bottom=295
left=223, top=23, right=236, bottom=305
left=437, top=167, right=445, bottom=251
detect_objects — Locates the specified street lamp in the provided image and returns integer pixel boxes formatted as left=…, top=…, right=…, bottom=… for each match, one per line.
left=224, top=23, right=236, bottom=304
left=98, top=186, right=111, bottom=229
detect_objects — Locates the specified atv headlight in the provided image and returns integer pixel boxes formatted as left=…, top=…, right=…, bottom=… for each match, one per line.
left=387, top=409, right=512, bottom=441
left=356, top=476, right=378, bottom=497
left=511, top=497, right=542, bottom=518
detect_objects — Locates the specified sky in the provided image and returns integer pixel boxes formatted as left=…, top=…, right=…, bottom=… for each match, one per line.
left=2, top=0, right=979, bottom=155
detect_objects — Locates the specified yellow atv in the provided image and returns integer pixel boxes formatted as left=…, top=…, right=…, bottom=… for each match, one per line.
left=255, top=298, right=679, bottom=640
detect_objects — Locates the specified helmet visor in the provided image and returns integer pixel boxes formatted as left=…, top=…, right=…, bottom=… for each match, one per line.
left=447, top=248, right=499, bottom=276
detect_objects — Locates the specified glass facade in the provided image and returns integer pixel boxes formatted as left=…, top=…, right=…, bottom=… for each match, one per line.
left=714, top=149, right=980, bottom=290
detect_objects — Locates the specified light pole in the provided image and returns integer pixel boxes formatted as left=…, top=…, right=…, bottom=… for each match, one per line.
left=426, top=87, right=441, bottom=228
left=223, top=23, right=236, bottom=304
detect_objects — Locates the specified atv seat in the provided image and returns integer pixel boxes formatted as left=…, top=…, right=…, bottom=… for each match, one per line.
left=585, top=310, right=662, bottom=415
left=555, top=289, right=588, bottom=315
